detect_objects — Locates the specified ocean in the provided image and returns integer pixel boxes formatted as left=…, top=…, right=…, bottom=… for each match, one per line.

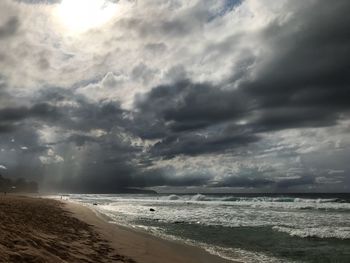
left=51, top=193, right=350, bottom=262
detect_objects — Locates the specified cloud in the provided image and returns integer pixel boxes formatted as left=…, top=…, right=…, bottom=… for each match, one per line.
left=0, top=124, right=17, bottom=134
left=276, top=176, right=315, bottom=189
left=0, top=103, right=60, bottom=122
left=39, top=154, right=64, bottom=165
left=150, top=133, right=259, bottom=159
left=135, top=81, right=248, bottom=132
left=0, top=17, right=19, bottom=39
left=214, top=176, right=274, bottom=188
left=15, top=0, right=60, bottom=4
left=0, top=0, right=349, bottom=192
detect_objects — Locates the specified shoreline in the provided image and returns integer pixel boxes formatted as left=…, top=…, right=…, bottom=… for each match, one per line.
left=0, top=194, right=236, bottom=262
left=65, top=200, right=235, bottom=263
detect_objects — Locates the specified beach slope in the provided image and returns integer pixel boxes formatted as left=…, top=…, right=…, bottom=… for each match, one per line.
left=0, top=195, right=134, bottom=263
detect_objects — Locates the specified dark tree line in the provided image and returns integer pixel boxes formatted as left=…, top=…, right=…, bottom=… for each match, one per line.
left=0, top=174, right=38, bottom=193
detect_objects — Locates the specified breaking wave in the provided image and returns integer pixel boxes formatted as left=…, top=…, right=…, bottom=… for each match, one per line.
left=273, top=226, right=350, bottom=239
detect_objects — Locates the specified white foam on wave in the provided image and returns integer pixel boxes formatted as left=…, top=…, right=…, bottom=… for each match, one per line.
left=165, top=194, right=181, bottom=200
left=95, top=201, right=350, bottom=239
left=60, top=194, right=350, bottom=241
left=273, top=226, right=350, bottom=239
left=191, top=194, right=208, bottom=201
left=203, top=246, right=295, bottom=263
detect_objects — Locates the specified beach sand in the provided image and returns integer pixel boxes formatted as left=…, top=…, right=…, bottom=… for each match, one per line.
left=0, top=195, right=134, bottom=263
left=0, top=195, right=234, bottom=263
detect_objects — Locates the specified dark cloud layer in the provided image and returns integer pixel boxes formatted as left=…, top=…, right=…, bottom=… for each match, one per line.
left=213, top=175, right=316, bottom=190
left=0, top=103, right=60, bottom=123
left=135, top=81, right=248, bottom=134
left=214, top=176, right=274, bottom=188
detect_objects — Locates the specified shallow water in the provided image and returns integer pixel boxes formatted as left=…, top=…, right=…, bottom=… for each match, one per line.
left=52, top=193, right=350, bottom=262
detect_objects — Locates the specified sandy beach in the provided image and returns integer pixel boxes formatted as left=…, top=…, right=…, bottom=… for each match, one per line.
left=0, top=195, right=135, bottom=263
left=0, top=195, right=233, bottom=263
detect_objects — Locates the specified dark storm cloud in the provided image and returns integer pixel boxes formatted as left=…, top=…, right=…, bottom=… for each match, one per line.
left=214, top=176, right=274, bottom=188
left=0, top=87, right=140, bottom=192
left=134, top=80, right=249, bottom=136
left=33, top=88, right=127, bottom=133
left=0, top=122, right=47, bottom=184
left=0, top=17, right=19, bottom=39
left=0, top=102, right=61, bottom=135
left=133, top=80, right=260, bottom=157
left=0, top=103, right=61, bottom=122
left=0, top=124, right=16, bottom=133
left=130, top=170, right=212, bottom=188
left=150, top=133, right=258, bottom=159
left=212, top=175, right=316, bottom=189
left=47, top=135, right=210, bottom=193
left=133, top=0, right=350, bottom=160
left=244, top=0, right=350, bottom=111
left=134, top=75, right=345, bottom=158
left=60, top=167, right=211, bottom=193
left=276, top=176, right=315, bottom=189
left=0, top=87, right=126, bottom=138
left=66, top=134, right=98, bottom=147
left=249, top=107, right=339, bottom=132
left=0, top=88, right=209, bottom=192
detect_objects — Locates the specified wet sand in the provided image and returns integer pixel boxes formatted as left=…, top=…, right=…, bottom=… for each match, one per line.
left=0, top=195, right=234, bottom=263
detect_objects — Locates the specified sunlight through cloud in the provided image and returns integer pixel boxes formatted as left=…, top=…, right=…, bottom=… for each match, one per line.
left=54, top=0, right=118, bottom=33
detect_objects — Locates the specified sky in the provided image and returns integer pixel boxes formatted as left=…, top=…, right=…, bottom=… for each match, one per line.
left=0, top=0, right=349, bottom=193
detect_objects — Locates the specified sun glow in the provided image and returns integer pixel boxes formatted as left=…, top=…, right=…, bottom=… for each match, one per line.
left=55, top=0, right=118, bottom=33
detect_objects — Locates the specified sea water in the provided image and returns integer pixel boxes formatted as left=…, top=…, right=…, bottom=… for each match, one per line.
left=51, top=193, right=350, bottom=262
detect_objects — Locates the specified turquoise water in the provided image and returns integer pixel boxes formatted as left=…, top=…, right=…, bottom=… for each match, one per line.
left=138, top=221, right=350, bottom=262
left=53, top=193, right=350, bottom=262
